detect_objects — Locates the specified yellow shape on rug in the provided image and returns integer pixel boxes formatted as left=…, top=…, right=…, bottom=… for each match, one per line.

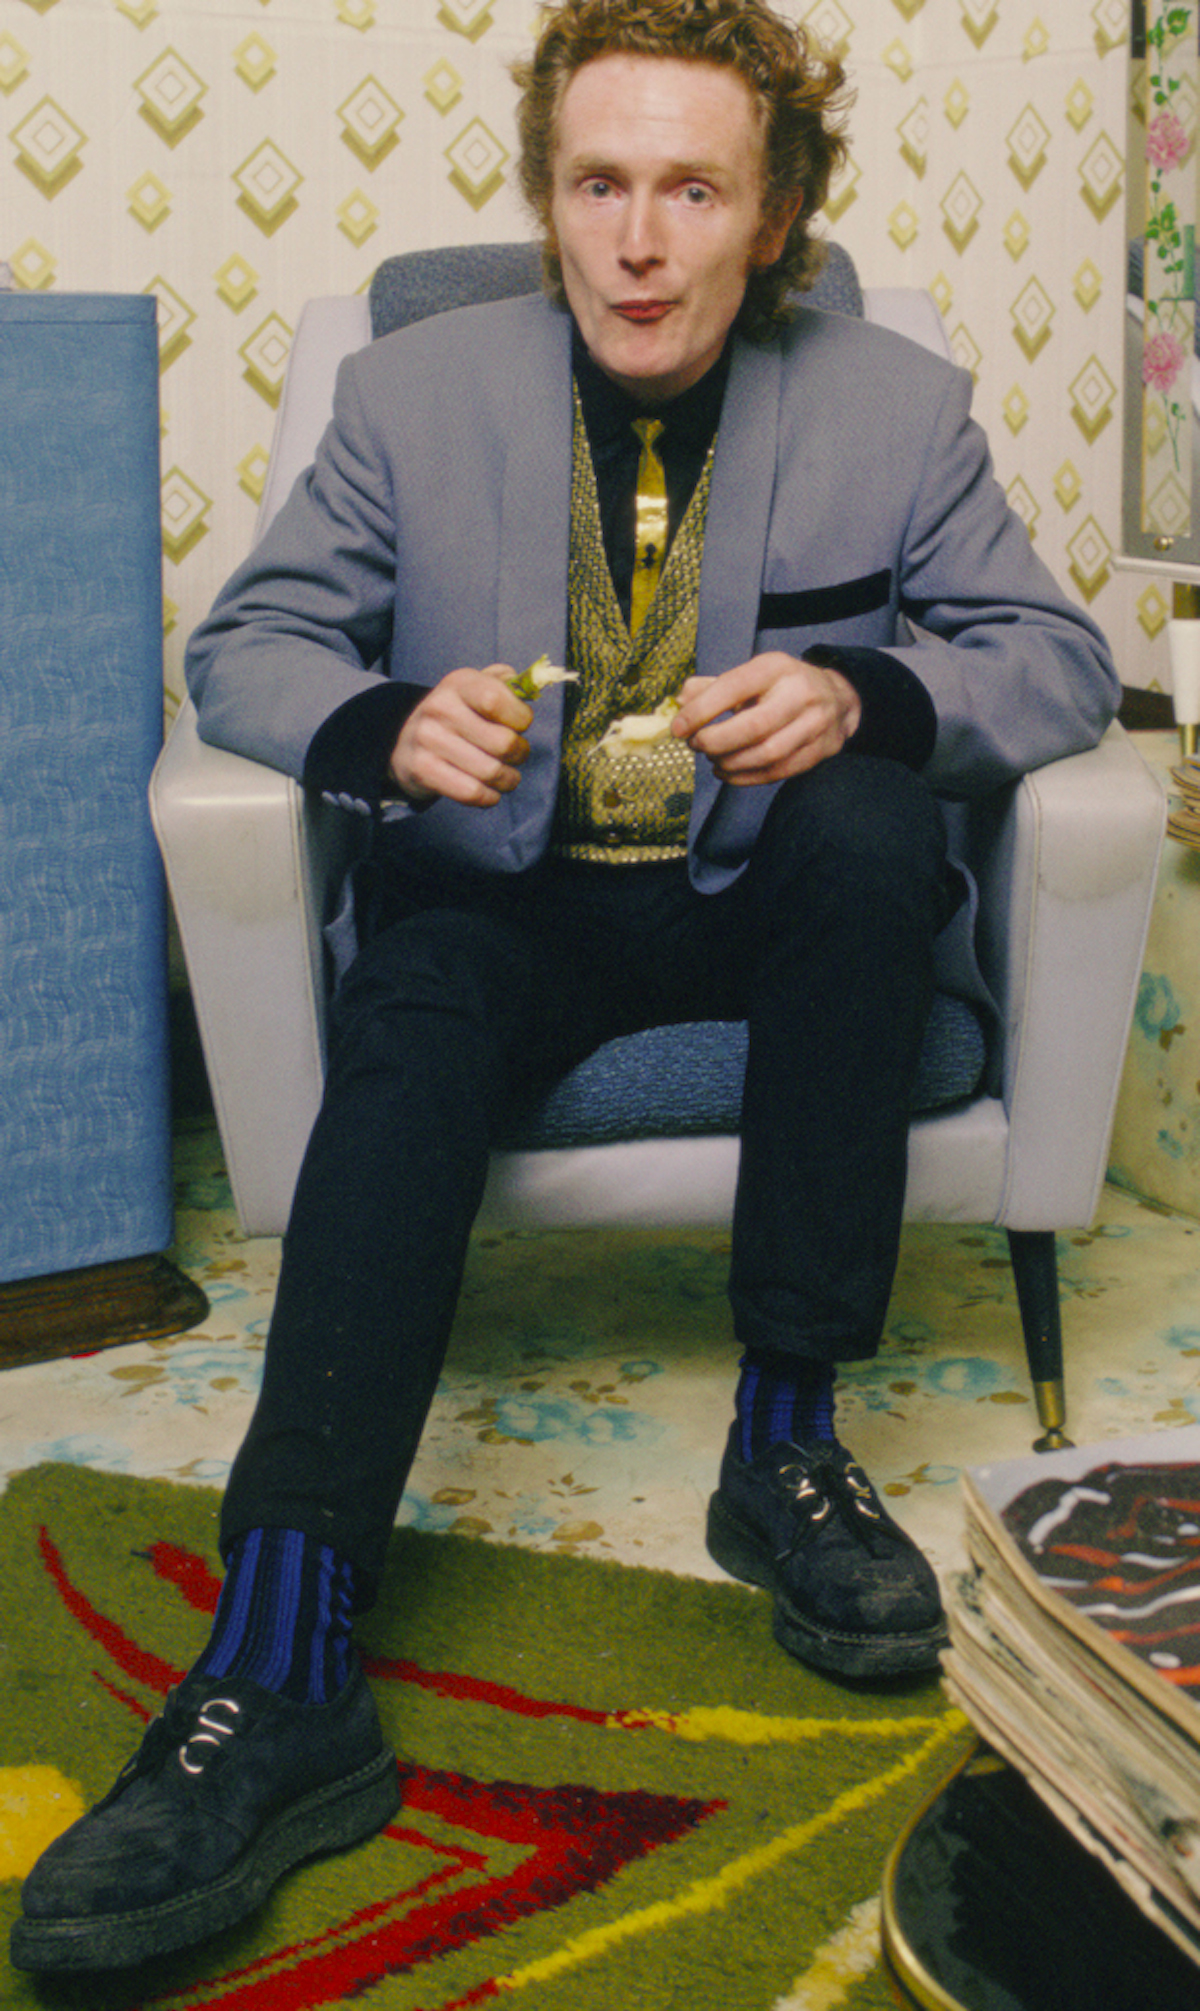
left=494, top=1716, right=962, bottom=1995
left=0, top=1766, right=85, bottom=1880
left=772, top=1894, right=881, bottom=2009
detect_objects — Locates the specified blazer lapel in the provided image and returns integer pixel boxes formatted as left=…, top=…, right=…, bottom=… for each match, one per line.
left=497, top=305, right=574, bottom=673
left=698, top=334, right=781, bottom=670
left=689, top=334, right=782, bottom=863
left=488, top=304, right=576, bottom=867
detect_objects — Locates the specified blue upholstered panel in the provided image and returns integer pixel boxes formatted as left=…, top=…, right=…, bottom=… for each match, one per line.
left=0, top=292, right=172, bottom=1281
left=500, top=994, right=987, bottom=1151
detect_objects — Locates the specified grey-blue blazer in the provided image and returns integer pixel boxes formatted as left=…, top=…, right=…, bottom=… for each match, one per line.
left=186, top=291, right=1120, bottom=994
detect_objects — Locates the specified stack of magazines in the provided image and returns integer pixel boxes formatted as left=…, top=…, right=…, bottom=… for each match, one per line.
left=943, top=1425, right=1200, bottom=1969
left=1168, top=759, right=1200, bottom=849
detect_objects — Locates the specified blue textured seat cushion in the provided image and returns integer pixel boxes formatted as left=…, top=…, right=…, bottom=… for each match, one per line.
left=499, top=993, right=987, bottom=1152
left=369, top=240, right=864, bottom=338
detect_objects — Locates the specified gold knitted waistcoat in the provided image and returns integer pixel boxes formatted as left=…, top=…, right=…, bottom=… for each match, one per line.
left=552, top=392, right=715, bottom=864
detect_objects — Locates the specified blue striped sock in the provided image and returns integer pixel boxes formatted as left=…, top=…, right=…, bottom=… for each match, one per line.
left=735, top=1351, right=836, bottom=1461
left=194, top=1528, right=356, bottom=1704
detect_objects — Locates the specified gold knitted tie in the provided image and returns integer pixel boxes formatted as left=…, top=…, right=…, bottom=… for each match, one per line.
left=630, top=417, right=668, bottom=635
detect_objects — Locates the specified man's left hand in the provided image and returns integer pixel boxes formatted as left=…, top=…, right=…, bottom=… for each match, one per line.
left=671, top=653, right=861, bottom=786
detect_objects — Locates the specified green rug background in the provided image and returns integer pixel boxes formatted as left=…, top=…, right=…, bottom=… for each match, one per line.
left=0, top=1464, right=969, bottom=2011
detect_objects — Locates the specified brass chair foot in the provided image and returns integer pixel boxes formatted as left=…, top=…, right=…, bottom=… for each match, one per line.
left=1033, top=1427, right=1074, bottom=1453
left=1032, top=1377, right=1072, bottom=1453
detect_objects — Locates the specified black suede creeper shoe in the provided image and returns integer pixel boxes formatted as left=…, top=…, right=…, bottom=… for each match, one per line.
left=706, top=1429, right=948, bottom=1681
left=10, top=1662, right=401, bottom=1974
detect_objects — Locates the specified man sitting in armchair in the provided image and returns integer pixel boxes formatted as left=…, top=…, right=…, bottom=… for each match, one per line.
left=14, top=0, right=1118, bottom=1976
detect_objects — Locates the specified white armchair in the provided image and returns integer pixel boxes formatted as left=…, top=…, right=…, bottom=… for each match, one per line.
left=151, top=245, right=1166, bottom=1450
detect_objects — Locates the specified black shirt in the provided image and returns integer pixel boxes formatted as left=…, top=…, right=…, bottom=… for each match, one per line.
left=571, top=326, right=729, bottom=627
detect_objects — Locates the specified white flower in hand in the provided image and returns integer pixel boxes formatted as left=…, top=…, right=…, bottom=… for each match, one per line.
left=504, top=655, right=579, bottom=702
left=597, top=698, right=680, bottom=750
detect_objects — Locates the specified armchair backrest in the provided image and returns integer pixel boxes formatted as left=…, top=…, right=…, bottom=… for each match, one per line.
left=367, top=238, right=865, bottom=340
left=259, top=241, right=875, bottom=538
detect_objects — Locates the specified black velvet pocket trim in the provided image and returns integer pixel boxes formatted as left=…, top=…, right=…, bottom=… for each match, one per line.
left=757, top=567, right=892, bottom=630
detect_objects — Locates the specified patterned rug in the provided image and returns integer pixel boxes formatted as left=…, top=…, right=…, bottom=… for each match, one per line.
left=0, top=1464, right=970, bottom=2011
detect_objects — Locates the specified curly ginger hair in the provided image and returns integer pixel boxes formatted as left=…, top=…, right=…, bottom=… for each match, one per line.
left=512, top=0, right=852, bottom=343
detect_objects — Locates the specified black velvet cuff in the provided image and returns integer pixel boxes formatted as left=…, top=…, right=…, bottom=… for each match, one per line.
left=805, top=645, right=937, bottom=772
left=302, top=680, right=426, bottom=809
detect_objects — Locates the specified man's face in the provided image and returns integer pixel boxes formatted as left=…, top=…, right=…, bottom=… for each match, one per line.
left=549, top=53, right=790, bottom=403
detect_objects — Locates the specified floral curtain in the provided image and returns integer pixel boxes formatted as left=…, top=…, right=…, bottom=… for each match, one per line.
left=1140, top=1, right=1197, bottom=540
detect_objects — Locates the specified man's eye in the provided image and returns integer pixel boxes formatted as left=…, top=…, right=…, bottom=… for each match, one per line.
left=682, top=184, right=713, bottom=204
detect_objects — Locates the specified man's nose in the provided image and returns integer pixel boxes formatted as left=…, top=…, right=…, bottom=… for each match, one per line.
left=619, top=191, right=664, bottom=269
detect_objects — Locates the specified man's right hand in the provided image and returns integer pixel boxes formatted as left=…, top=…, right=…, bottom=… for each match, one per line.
left=388, top=666, right=533, bottom=807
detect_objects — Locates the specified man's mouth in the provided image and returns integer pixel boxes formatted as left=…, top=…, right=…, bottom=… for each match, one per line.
left=614, top=300, right=672, bottom=323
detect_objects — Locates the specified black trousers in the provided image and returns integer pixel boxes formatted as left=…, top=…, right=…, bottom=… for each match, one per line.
left=221, top=755, right=953, bottom=1593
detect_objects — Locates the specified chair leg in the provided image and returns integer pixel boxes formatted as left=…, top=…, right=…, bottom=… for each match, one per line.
left=1006, top=1228, right=1073, bottom=1452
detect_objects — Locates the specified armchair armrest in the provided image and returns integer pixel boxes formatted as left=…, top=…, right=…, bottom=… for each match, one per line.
left=154, top=297, right=373, bottom=1234
left=256, top=297, right=372, bottom=535
left=150, top=702, right=360, bottom=1234
left=972, top=723, right=1165, bottom=1228
left=154, top=712, right=1166, bottom=1242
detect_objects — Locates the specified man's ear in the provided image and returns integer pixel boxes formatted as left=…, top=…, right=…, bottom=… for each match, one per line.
left=752, top=196, right=804, bottom=270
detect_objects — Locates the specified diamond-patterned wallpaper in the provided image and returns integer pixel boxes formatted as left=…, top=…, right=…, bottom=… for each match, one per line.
left=2, top=0, right=1163, bottom=711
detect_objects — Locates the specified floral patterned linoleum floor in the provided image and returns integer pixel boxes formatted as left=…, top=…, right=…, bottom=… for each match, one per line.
left=1, top=1113, right=1198, bottom=1591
